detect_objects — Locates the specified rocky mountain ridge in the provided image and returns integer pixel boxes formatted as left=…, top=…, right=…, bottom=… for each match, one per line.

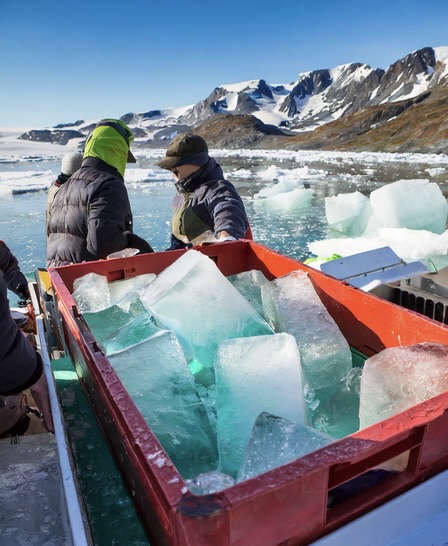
left=19, top=46, right=448, bottom=153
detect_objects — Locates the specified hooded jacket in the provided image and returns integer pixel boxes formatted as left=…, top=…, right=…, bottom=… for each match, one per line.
left=169, top=158, right=249, bottom=250
left=46, top=121, right=152, bottom=267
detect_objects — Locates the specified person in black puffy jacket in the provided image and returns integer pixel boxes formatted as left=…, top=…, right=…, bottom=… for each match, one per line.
left=46, top=119, right=153, bottom=267
left=156, top=132, right=251, bottom=250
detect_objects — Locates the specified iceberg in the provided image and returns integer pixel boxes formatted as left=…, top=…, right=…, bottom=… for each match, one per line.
left=325, top=191, right=370, bottom=236
left=369, top=179, right=448, bottom=234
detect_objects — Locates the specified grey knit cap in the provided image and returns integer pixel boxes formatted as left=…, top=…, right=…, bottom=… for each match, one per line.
left=61, top=151, right=83, bottom=176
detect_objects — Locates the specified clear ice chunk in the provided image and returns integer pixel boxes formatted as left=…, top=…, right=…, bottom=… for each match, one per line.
left=109, top=273, right=156, bottom=310
left=359, top=342, right=448, bottom=471
left=83, top=297, right=152, bottom=346
left=215, top=333, right=308, bottom=477
left=101, top=313, right=162, bottom=355
left=311, top=367, right=362, bottom=438
left=360, top=342, right=448, bottom=429
left=139, top=250, right=273, bottom=369
left=108, top=330, right=218, bottom=479
left=261, top=270, right=352, bottom=395
left=72, top=272, right=111, bottom=313
left=227, top=269, right=269, bottom=319
left=186, top=471, right=235, bottom=495
left=83, top=305, right=135, bottom=343
left=237, top=412, right=334, bottom=483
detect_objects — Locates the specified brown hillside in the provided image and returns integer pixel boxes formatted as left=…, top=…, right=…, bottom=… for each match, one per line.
left=192, top=81, right=448, bottom=153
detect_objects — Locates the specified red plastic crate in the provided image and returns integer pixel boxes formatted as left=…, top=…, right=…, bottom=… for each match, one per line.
left=49, top=241, right=448, bottom=545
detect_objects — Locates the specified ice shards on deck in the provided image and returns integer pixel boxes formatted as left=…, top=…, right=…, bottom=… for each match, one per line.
left=261, top=270, right=352, bottom=396
left=237, top=412, right=334, bottom=483
left=215, top=333, right=308, bottom=477
left=139, top=250, right=273, bottom=369
left=360, top=342, right=448, bottom=429
left=108, top=331, right=218, bottom=479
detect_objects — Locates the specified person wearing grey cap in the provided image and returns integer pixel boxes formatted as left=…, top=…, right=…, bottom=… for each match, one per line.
left=46, top=151, right=83, bottom=236
left=156, top=132, right=251, bottom=250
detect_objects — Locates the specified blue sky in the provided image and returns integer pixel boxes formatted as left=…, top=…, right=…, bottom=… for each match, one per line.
left=1, top=0, right=448, bottom=127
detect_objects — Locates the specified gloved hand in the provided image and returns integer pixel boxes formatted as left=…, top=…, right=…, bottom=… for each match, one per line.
left=217, top=236, right=236, bottom=242
left=16, top=283, right=31, bottom=307
left=215, top=230, right=237, bottom=243
left=127, top=233, right=154, bottom=254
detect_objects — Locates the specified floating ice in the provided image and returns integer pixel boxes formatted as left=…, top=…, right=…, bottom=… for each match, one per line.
left=313, top=179, right=448, bottom=262
left=369, top=179, right=448, bottom=234
left=325, top=191, right=370, bottom=236
left=261, top=270, right=352, bottom=395
left=139, top=250, right=273, bottom=369
left=237, top=412, right=334, bottom=483
left=108, top=330, right=218, bottom=479
left=253, top=187, right=313, bottom=211
left=215, top=333, right=308, bottom=477
left=72, top=273, right=111, bottom=313
left=309, top=227, right=448, bottom=264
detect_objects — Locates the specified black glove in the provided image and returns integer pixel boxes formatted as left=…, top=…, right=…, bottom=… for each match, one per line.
left=16, top=283, right=31, bottom=306
left=127, top=233, right=154, bottom=254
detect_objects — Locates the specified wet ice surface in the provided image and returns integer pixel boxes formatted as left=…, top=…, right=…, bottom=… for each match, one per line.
left=237, top=412, right=334, bottom=483
left=215, top=333, right=308, bottom=477
left=360, top=342, right=448, bottom=429
left=139, top=250, right=273, bottom=369
left=0, top=434, right=72, bottom=545
left=262, top=270, right=353, bottom=394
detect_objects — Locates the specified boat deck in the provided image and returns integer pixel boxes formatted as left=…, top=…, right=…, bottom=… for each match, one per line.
left=0, top=433, right=72, bottom=545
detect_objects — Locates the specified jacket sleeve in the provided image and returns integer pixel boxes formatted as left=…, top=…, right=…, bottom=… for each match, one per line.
left=204, top=181, right=248, bottom=239
left=0, top=241, right=28, bottom=296
left=0, top=277, right=41, bottom=396
left=86, top=180, right=136, bottom=258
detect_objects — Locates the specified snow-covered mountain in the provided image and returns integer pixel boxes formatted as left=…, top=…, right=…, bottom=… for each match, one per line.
left=19, top=46, right=448, bottom=152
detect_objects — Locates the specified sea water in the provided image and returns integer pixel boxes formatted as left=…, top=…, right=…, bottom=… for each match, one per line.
left=3, top=145, right=448, bottom=305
